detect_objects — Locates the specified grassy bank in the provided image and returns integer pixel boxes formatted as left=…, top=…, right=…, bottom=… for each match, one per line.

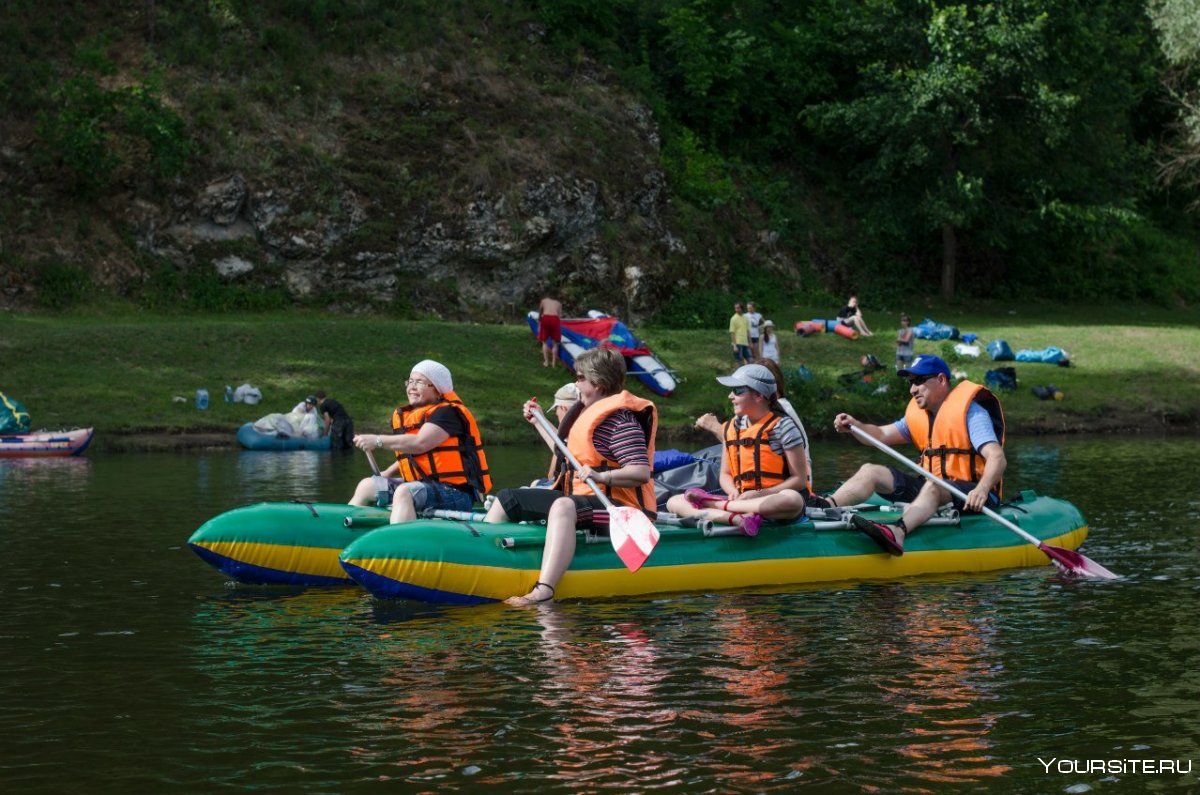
left=3, top=302, right=1198, bottom=451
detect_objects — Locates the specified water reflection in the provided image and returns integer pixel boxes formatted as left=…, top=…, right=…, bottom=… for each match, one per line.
left=233, top=450, right=328, bottom=501
left=5, top=436, right=1200, bottom=794
left=0, top=455, right=93, bottom=498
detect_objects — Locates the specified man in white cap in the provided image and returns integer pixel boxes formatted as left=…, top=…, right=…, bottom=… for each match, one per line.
left=349, top=360, right=492, bottom=523
left=826, top=354, right=1006, bottom=556
left=665, top=363, right=808, bottom=536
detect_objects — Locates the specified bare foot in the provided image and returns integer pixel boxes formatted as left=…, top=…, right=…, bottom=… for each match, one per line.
left=504, top=581, right=555, bottom=606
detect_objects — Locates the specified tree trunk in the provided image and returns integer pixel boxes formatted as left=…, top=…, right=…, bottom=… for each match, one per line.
left=941, top=221, right=956, bottom=301
left=940, top=135, right=958, bottom=302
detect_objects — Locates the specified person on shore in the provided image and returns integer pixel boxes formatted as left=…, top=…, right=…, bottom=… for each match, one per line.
left=667, top=364, right=808, bottom=536
left=530, top=382, right=580, bottom=486
left=729, top=302, right=751, bottom=365
left=896, top=313, right=914, bottom=370
left=316, top=391, right=354, bottom=450
left=759, top=319, right=780, bottom=364
left=485, top=347, right=657, bottom=605
left=537, top=295, right=563, bottom=368
left=821, top=355, right=1006, bottom=556
left=745, top=302, right=764, bottom=358
left=348, top=360, right=491, bottom=524
left=837, top=295, right=874, bottom=337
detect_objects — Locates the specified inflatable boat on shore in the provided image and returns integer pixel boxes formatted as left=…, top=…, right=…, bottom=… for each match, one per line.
left=235, top=422, right=330, bottom=451
left=526, top=310, right=678, bottom=396
left=189, top=492, right=1088, bottom=603
left=0, top=427, right=93, bottom=457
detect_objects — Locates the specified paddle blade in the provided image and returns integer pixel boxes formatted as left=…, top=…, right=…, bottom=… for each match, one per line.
left=1040, top=543, right=1119, bottom=580
left=608, top=506, right=660, bottom=572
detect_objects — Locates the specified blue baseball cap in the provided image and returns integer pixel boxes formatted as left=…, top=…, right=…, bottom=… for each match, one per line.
left=897, top=355, right=951, bottom=380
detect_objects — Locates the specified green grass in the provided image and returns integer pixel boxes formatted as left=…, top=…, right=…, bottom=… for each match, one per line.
left=2, top=303, right=1199, bottom=449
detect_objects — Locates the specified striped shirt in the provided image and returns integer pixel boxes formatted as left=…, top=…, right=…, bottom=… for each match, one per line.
left=592, top=409, right=651, bottom=467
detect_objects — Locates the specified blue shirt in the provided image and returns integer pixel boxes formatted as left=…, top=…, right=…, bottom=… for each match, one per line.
left=894, top=402, right=999, bottom=451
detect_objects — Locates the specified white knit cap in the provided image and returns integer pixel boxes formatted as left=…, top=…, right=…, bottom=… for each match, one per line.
left=412, top=360, right=454, bottom=395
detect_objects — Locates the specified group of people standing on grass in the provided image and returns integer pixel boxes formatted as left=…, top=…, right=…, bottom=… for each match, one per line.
left=729, top=301, right=779, bottom=365
left=342, top=309, right=1007, bottom=604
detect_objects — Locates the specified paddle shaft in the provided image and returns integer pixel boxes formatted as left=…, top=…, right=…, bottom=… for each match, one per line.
left=529, top=406, right=619, bottom=512
left=849, top=425, right=1043, bottom=547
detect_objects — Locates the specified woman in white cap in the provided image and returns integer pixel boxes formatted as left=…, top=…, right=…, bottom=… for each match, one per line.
left=348, top=360, right=492, bottom=524
left=666, top=363, right=808, bottom=535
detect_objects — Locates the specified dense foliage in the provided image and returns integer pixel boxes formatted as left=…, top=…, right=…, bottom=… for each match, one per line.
left=536, top=0, right=1199, bottom=307
left=1, top=0, right=1196, bottom=316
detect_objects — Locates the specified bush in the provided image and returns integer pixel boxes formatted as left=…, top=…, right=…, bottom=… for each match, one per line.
left=33, top=260, right=92, bottom=309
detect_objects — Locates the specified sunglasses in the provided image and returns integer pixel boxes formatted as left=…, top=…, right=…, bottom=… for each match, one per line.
left=908, top=374, right=938, bottom=386
left=730, top=386, right=753, bottom=395
left=406, top=378, right=433, bottom=388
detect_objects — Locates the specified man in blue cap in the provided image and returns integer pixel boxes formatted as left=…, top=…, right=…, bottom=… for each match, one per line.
left=818, top=355, right=1007, bottom=555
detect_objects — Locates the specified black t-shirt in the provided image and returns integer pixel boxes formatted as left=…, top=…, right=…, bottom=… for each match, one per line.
left=321, top=397, right=351, bottom=422
left=424, top=405, right=466, bottom=438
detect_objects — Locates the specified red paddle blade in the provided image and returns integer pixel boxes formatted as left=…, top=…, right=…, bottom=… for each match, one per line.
left=608, top=506, right=660, bottom=572
left=1040, top=543, right=1119, bottom=580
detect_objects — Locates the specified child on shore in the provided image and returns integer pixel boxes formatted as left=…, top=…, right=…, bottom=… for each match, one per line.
left=896, top=313, right=914, bottom=370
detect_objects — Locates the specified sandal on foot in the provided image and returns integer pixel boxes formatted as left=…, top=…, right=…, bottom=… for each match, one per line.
left=850, top=515, right=904, bottom=556
left=504, top=581, right=556, bottom=606
left=736, top=513, right=763, bottom=537
left=684, top=488, right=726, bottom=509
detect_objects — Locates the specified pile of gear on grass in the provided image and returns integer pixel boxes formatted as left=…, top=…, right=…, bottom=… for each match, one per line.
left=915, top=319, right=1073, bottom=400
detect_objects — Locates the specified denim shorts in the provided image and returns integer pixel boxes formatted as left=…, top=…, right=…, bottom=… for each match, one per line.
left=387, top=478, right=475, bottom=511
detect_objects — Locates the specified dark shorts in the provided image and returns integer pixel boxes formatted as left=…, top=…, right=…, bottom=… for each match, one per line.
left=733, top=344, right=751, bottom=362
left=495, top=487, right=610, bottom=533
left=537, top=315, right=562, bottom=343
left=883, top=467, right=1000, bottom=511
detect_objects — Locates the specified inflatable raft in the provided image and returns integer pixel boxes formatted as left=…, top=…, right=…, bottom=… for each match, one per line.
left=0, top=427, right=93, bottom=457
left=189, top=492, right=1088, bottom=602
left=236, top=422, right=331, bottom=451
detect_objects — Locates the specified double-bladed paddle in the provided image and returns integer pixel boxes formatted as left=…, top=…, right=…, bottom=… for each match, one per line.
left=529, top=404, right=659, bottom=572
left=849, top=425, right=1117, bottom=579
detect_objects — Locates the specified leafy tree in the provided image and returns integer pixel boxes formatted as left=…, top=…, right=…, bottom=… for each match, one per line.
left=804, top=1, right=1077, bottom=300
left=1148, top=0, right=1200, bottom=208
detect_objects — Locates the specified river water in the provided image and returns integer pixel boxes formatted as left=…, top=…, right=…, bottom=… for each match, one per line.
left=1, top=436, right=1197, bottom=793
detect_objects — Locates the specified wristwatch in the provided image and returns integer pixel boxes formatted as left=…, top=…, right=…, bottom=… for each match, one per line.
left=375, top=436, right=383, bottom=449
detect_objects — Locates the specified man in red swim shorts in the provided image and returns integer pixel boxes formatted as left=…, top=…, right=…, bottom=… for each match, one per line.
left=537, top=296, right=563, bottom=367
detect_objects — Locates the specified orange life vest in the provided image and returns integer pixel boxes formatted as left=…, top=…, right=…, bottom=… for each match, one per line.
left=560, top=391, right=657, bottom=516
left=904, top=380, right=1005, bottom=497
left=390, top=391, right=492, bottom=498
left=723, top=411, right=790, bottom=491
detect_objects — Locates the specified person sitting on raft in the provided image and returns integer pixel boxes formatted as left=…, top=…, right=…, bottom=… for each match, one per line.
left=529, top=382, right=580, bottom=487
left=694, top=358, right=814, bottom=499
left=485, top=346, right=657, bottom=606
left=349, top=359, right=491, bottom=524
left=820, top=354, right=1006, bottom=556
left=666, top=364, right=808, bottom=536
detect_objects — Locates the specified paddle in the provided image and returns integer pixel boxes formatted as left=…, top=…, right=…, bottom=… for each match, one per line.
left=363, top=448, right=391, bottom=508
left=528, top=403, right=659, bottom=572
left=849, top=425, right=1117, bottom=579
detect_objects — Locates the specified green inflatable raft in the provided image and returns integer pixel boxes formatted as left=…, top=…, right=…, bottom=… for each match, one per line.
left=188, top=492, right=1089, bottom=604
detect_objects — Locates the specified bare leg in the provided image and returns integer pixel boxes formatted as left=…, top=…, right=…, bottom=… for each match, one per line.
left=893, top=480, right=945, bottom=542
left=828, top=463, right=894, bottom=508
left=506, top=497, right=577, bottom=605
left=348, top=477, right=377, bottom=506
left=484, top=499, right=511, bottom=523
left=390, top=486, right=417, bottom=523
